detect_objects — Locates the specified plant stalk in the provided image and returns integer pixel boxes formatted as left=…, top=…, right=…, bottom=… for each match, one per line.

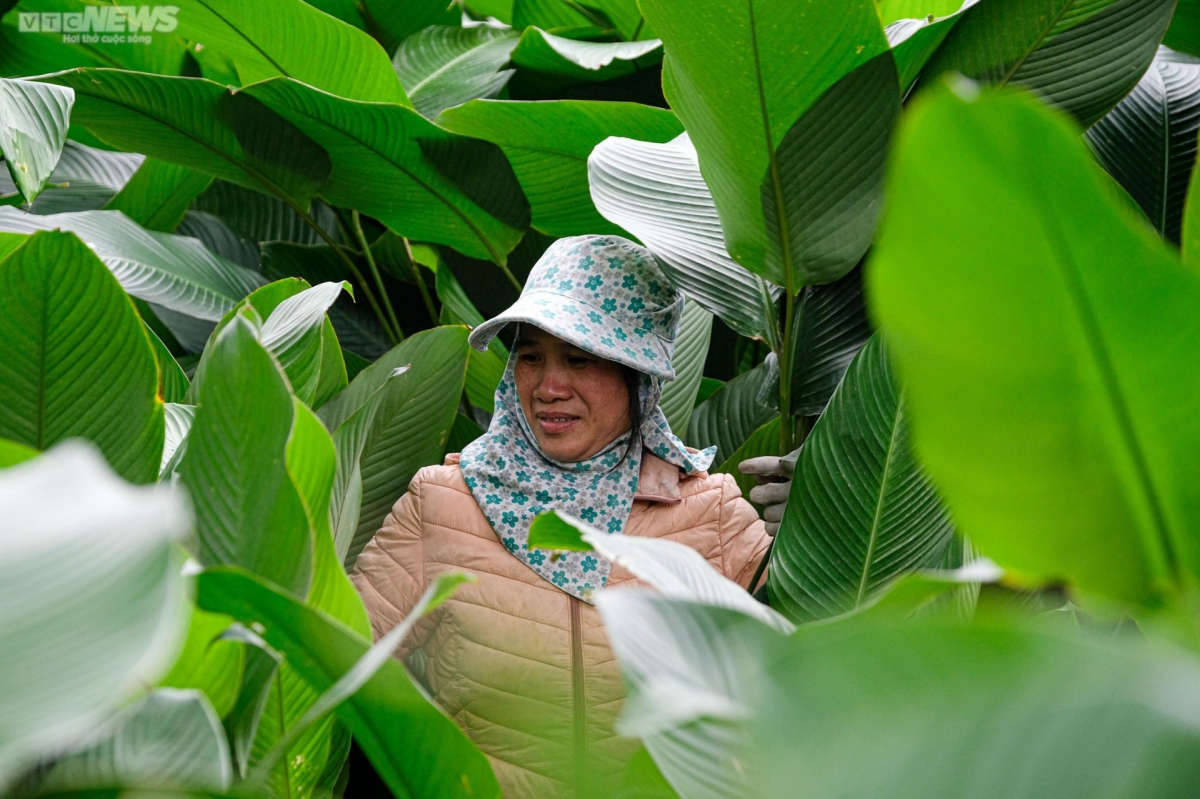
left=351, top=210, right=406, bottom=341
left=777, top=288, right=799, bottom=454
left=291, top=201, right=399, bottom=346
left=401, top=235, right=439, bottom=325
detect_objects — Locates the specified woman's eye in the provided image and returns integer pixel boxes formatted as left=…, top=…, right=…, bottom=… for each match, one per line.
left=567, top=356, right=590, bottom=367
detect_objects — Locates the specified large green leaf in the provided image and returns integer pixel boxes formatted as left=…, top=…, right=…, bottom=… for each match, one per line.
left=751, top=618, right=1200, bottom=799
left=192, top=180, right=343, bottom=247
left=181, top=311, right=313, bottom=597
left=0, top=77, right=73, bottom=204
left=441, top=99, right=683, bottom=237
left=243, top=77, right=529, bottom=264
left=712, top=417, right=781, bottom=503
left=393, top=25, right=519, bottom=119
left=770, top=335, right=955, bottom=624
left=920, top=0, right=1176, bottom=128
left=0, top=208, right=265, bottom=323
left=686, top=361, right=778, bottom=466
left=197, top=567, right=502, bottom=799
left=0, top=444, right=188, bottom=787
left=435, top=264, right=507, bottom=412
left=170, top=0, right=407, bottom=104
left=510, top=27, right=661, bottom=82
left=261, top=243, right=391, bottom=360
left=588, top=133, right=781, bottom=340
left=39, top=70, right=331, bottom=210
left=4, top=140, right=142, bottom=215
left=641, top=0, right=897, bottom=290
left=105, top=158, right=214, bottom=233
left=869, top=84, right=1200, bottom=605
left=42, top=689, right=232, bottom=793
left=321, top=326, right=470, bottom=568
left=885, top=2, right=976, bottom=92
left=259, top=281, right=349, bottom=407
left=0, top=230, right=163, bottom=482
left=159, top=607, right=243, bottom=719
left=1165, top=0, right=1200, bottom=56
left=511, top=0, right=649, bottom=38
left=789, top=265, right=872, bottom=416
left=1086, top=47, right=1200, bottom=243
left=360, top=0, right=461, bottom=55
left=658, top=299, right=712, bottom=436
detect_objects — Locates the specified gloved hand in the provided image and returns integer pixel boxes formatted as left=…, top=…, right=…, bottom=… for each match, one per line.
left=738, top=450, right=799, bottom=536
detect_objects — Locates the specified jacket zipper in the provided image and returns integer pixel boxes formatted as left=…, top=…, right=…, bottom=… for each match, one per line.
left=569, top=594, right=587, bottom=797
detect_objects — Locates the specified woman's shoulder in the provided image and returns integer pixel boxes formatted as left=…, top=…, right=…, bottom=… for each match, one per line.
left=408, top=457, right=472, bottom=495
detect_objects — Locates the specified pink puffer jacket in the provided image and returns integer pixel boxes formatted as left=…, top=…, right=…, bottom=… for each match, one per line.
left=350, top=451, right=770, bottom=799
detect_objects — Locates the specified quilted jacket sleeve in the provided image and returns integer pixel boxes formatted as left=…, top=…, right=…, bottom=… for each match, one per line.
left=350, top=476, right=428, bottom=658
left=715, top=473, right=772, bottom=591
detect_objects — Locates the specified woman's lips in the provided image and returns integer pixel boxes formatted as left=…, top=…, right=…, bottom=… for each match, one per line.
left=536, top=413, right=580, bottom=435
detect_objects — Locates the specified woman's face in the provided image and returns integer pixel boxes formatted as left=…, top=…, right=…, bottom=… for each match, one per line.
left=514, top=325, right=632, bottom=462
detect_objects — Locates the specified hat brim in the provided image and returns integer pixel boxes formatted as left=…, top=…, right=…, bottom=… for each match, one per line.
left=468, top=290, right=676, bottom=380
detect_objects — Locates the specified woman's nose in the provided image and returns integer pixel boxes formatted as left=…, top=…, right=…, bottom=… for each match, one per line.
left=534, top=367, right=572, bottom=401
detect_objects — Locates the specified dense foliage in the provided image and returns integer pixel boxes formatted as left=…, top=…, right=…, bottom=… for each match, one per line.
left=5, top=0, right=1200, bottom=796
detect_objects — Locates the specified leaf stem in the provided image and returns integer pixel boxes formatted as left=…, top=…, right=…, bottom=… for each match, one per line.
left=400, top=235, right=439, bottom=325
left=351, top=210, right=406, bottom=341
left=291, top=200, right=399, bottom=346
left=777, top=288, right=798, bottom=453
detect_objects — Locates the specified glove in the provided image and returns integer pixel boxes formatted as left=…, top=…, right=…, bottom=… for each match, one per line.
left=737, top=450, right=798, bottom=536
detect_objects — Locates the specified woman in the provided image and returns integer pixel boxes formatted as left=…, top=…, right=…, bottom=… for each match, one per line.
left=351, top=235, right=770, bottom=798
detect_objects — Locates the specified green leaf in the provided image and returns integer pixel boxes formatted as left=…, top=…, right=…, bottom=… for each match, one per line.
left=0, top=77, right=73, bottom=203
left=536, top=510, right=792, bottom=629
left=441, top=98, right=683, bottom=237
left=885, top=3, right=975, bottom=92
left=686, top=361, right=778, bottom=465
left=770, top=335, right=955, bottom=624
left=446, top=412, right=485, bottom=454
left=159, top=608, right=243, bottom=720
left=751, top=618, right=1200, bottom=798
left=0, top=230, right=164, bottom=482
left=253, top=573, right=471, bottom=778
left=789, top=264, right=872, bottom=416
left=261, top=243, right=390, bottom=361
left=192, top=179, right=344, bottom=247
left=0, top=437, right=38, bottom=469
left=658, top=299, right=712, bottom=436
left=160, top=403, right=195, bottom=478
left=1086, top=47, right=1200, bottom=243
left=510, top=27, right=661, bottom=82
left=243, top=77, right=529, bottom=264
left=436, top=264, right=507, bottom=412
left=360, top=0, right=461, bottom=55
left=0, top=208, right=265, bottom=323
left=260, top=281, right=349, bottom=406
left=322, top=327, right=470, bottom=568
left=879, top=0, right=966, bottom=25
left=588, top=133, right=781, bottom=339
left=869, top=83, right=1200, bottom=605
left=39, top=69, right=332, bottom=211
left=181, top=311, right=313, bottom=597
left=170, top=0, right=408, bottom=104
left=393, top=25, right=519, bottom=119
left=0, top=443, right=189, bottom=787
left=695, top=377, right=723, bottom=406
left=197, top=567, right=502, bottom=799
left=105, top=158, right=214, bottom=233
left=1165, top=0, right=1200, bottom=57
left=43, top=689, right=232, bottom=793
left=5, top=140, right=142, bottom=215
left=920, top=0, right=1176, bottom=128
left=597, top=594, right=780, bottom=799
left=148, top=325, right=192, bottom=405
left=641, top=0, right=896, bottom=290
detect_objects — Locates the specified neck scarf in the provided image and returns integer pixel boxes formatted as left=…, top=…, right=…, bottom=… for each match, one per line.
left=459, top=349, right=715, bottom=602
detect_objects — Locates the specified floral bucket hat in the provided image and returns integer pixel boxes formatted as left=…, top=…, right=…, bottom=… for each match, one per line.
left=467, top=235, right=684, bottom=380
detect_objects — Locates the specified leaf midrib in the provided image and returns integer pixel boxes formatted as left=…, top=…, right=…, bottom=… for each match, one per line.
left=267, top=93, right=508, bottom=266
left=855, top=393, right=904, bottom=606
left=1031, top=179, right=1179, bottom=584
left=998, top=0, right=1079, bottom=87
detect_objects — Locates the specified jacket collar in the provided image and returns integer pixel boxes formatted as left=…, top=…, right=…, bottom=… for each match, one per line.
left=448, top=450, right=696, bottom=506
